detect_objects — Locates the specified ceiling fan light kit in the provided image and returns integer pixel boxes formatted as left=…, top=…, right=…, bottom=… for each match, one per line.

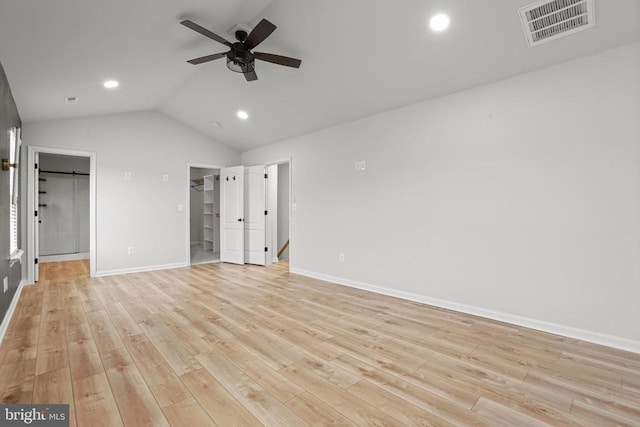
left=226, top=31, right=255, bottom=73
left=181, top=18, right=301, bottom=82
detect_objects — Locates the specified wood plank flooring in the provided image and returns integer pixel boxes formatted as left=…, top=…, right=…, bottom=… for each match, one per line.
left=38, top=259, right=90, bottom=282
left=1, top=260, right=639, bottom=426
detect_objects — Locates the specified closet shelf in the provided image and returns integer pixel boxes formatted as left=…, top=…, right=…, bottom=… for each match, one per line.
left=191, top=177, right=205, bottom=191
left=203, top=174, right=215, bottom=252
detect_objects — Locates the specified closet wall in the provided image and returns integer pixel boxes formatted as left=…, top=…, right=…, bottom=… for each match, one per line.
left=39, top=154, right=89, bottom=260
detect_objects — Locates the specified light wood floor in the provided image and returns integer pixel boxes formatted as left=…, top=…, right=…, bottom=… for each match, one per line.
left=38, top=259, right=90, bottom=281
left=1, top=261, right=639, bottom=426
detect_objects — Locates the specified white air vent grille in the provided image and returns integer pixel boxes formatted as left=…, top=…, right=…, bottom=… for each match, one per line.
left=519, top=0, right=595, bottom=47
left=65, top=96, right=79, bottom=105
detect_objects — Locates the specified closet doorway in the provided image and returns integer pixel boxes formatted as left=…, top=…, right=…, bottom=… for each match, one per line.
left=185, top=160, right=291, bottom=268
left=38, top=154, right=90, bottom=262
left=188, top=164, right=221, bottom=265
left=266, top=161, right=291, bottom=267
left=26, top=146, right=96, bottom=283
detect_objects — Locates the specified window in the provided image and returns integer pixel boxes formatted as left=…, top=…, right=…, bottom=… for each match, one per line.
left=9, top=127, right=21, bottom=257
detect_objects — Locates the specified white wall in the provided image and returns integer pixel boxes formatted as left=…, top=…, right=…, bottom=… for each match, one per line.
left=242, top=43, right=640, bottom=349
left=24, top=110, right=240, bottom=274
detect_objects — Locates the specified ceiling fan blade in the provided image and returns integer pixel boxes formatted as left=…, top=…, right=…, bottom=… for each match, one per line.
left=244, top=69, right=258, bottom=81
left=254, top=52, right=302, bottom=68
left=244, top=19, right=277, bottom=50
left=187, top=52, right=228, bottom=65
left=181, top=20, right=232, bottom=46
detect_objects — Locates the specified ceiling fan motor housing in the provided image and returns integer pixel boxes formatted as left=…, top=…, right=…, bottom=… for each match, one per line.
left=227, top=42, right=255, bottom=73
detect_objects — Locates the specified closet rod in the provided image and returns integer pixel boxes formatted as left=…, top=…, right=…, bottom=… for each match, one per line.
left=39, top=169, right=89, bottom=176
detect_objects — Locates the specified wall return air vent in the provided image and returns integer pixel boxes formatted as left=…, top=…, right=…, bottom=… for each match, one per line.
left=519, top=0, right=595, bottom=47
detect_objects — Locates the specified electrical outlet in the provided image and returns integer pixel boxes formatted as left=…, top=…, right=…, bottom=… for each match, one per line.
left=127, top=247, right=135, bottom=255
left=124, top=171, right=132, bottom=180
left=339, top=253, right=345, bottom=262
left=3, top=277, right=7, bottom=293
left=178, top=204, right=184, bottom=212
left=163, top=174, right=169, bottom=182
left=354, top=161, right=366, bottom=171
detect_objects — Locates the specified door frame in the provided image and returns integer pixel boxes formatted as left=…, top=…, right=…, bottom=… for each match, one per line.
left=26, top=146, right=97, bottom=283
left=186, top=162, right=223, bottom=265
left=264, top=158, right=292, bottom=267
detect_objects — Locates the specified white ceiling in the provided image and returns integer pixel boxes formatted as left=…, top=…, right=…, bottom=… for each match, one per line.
left=1, top=0, right=639, bottom=151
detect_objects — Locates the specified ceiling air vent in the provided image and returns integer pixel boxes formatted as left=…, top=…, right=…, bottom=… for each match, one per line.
left=64, top=96, right=79, bottom=105
left=519, top=0, right=595, bottom=47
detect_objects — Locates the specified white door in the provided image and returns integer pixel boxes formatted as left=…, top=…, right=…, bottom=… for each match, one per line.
left=34, top=152, right=40, bottom=281
left=244, top=166, right=266, bottom=265
left=220, top=166, right=245, bottom=264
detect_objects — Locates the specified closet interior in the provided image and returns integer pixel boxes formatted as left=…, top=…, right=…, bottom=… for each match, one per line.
left=38, top=153, right=90, bottom=262
left=190, top=167, right=220, bottom=264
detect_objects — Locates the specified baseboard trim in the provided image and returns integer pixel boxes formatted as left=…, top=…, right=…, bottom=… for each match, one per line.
left=40, top=252, right=90, bottom=262
left=0, top=279, right=28, bottom=346
left=95, top=262, right=188, bottom=277
left=290, top=267, right=640, bottom=355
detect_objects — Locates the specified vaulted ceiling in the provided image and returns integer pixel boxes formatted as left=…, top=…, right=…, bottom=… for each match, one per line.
left=1, top=0, right=638, bottom=151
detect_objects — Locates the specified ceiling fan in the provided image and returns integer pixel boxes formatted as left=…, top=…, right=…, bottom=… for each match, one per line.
left=181, top=18, right=302, bottom=81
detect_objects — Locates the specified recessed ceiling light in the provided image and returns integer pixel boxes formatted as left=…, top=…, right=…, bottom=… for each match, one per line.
left=237, top=110, right=249, bottom=120
left=103, top=80, right=119, bottom=89
left=429, top=14, right=450, bottom=32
